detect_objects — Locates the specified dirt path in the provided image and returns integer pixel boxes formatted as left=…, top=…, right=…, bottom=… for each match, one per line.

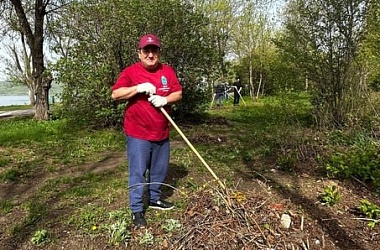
left=0, top=152, right=126, bottom=203
left=0, top=109, right=35, bottom=120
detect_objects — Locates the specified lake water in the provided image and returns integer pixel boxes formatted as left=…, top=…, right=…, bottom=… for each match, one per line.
left=0, top=81, right=61, bottom=106
left=0, top=95, right=30, bottom=106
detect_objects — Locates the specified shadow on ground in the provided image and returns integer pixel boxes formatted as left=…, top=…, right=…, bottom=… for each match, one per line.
left=234, top=164, right=369, bottom=250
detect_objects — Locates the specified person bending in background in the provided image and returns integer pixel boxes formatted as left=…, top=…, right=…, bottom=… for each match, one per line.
left=214, top=83, right=225, bottom=107
left=111, top=34, right=182, bottom=229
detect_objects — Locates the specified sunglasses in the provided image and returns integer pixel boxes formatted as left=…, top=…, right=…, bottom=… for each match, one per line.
left=140, top=47, right=160, bottom=54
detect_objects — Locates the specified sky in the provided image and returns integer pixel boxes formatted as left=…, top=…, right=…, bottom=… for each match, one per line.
left=0, top=41, right=8, bottom=81
left=0, top=39, right=58, bottom=82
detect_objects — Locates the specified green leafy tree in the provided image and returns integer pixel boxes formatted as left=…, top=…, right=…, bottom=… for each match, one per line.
left=200, top=0, right=238, bottom=80
left=277, top=0, right=371, bottom=128
left=230, top=0, right=274, bottom=98
left=53, top=0, right=218, bottom=126
left=269, top=33, right=307, bottom=93
left=361, top=1, right=380, bottom=92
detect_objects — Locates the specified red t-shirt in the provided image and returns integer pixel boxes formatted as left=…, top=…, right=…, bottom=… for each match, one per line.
left=112, top=62, right=182, bottom=141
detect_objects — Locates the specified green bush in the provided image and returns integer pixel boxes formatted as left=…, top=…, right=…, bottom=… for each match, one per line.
left=326, top=143, right=380, bottom=190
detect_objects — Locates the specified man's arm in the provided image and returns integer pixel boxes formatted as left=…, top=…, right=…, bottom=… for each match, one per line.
left=112, top=82, right=157, bottom=100
left=165, top=90, right=182, bottom=105
left=111, top=86, right=139, bottom=101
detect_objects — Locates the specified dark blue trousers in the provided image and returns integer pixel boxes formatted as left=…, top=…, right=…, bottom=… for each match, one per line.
left=126, top=136, right=170, bottom=213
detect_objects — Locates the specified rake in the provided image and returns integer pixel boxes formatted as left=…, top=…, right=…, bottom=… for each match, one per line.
left=159, top=107, right=226, bottom=190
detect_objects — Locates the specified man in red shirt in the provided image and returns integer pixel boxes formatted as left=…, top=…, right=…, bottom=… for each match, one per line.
left=112, top=34, right=182, bottom=228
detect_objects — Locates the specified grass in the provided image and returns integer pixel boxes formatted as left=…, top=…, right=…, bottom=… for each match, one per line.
left=0, top=118, right=125, bottom=156
left=1, top=92, right=379, bottom=248
left=0, top=105, right=33, bottom=111
left=0, top=200, right=13, bottom=214
left=0, top=168, right=22, bottom=182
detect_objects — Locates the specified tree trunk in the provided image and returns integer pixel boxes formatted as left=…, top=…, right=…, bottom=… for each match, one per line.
left=34, top=76, right=49, bottom=120
left=10, top=0, right=49, bottom=120
left=249, top=60, right=255, bottom=100
left=33, top=0, right=49, bottom=120
left=256, top=72, right=262, bottom=99
left=28, top=88, right=36, bottom=106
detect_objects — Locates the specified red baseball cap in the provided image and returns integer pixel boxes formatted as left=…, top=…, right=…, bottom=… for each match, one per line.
left=138, top=34, right=161, bottom=49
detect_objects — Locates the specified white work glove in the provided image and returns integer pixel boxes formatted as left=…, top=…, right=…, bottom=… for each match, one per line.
left=148, top=95, right=168, bottom=107
left=136, top=82, right=156, bottom=95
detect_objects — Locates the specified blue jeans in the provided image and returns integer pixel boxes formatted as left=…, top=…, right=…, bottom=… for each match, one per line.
left=126, top=136, right=170, bottom=213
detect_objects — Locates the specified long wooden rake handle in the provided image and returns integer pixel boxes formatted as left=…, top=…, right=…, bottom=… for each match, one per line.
left=160, top=107, right=226, bottom=190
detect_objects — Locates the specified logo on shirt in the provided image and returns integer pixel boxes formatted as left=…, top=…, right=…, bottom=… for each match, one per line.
left=161, top=76, right=167, bottom=86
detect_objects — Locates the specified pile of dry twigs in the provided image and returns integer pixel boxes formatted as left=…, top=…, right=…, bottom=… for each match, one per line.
left=167, top=183, right=320, bottom=250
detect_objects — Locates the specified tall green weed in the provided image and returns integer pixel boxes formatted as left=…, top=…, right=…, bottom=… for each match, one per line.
left=326, top=142, right=380, bottom=190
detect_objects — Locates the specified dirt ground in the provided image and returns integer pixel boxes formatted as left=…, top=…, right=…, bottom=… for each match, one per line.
left=1, top=141, right=380, bottom=250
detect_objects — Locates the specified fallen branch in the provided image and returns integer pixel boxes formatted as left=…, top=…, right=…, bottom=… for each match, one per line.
left=351, top=217, right=379, bottom=223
